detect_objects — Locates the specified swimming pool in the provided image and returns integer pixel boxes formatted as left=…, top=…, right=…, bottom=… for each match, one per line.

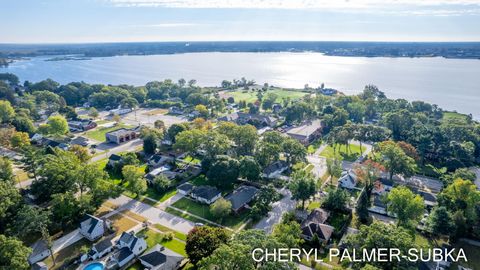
left=83, top=262, right=104, bottom=270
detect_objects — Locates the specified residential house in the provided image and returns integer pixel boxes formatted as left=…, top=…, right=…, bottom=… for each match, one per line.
left=188, top=110, right=201, bottom=119
left=368, top=194, right=388, bottom=215
left=190, top=186, right=222, bottom=204
left=338, top=170, right=358, bottom=190
left=139, top=244, right=184, bottom=270
left=107, top=247, right=135, bottom=269
left=88, top=236, right=114, bottom=260
left=300, top=208, right=334, bottom=243
left=148, top=154, right=174, bottom=168
left=28, top=240, right=51, bottom=265
left=109, top=107, right=132, bottom=116
left=68, top=120, right=97, bottom=132
left=79, top=214, right=105, bottom=241
left=145, top=165, right=173, bottom=184
left=317, top=88, right=338, bottom=96
left=108, top=154, right=123, bottom=167
left=226, top=185, right=259, bottom=213
left=43, top=138, right=69, bottom=150
left=116, top=231, right=147, bottom=256
left=272, top=103, right=282, bottom=113
left=70, top=136, right=89, bottom=147
left=261, top=160, right=289, bottom=179
left=31, top=262, right=48, bottom=270
left=218, top=112, right=278, bottom=128
left=177, top=182, right=194, bottom=195
left=105, top=127, right=140, bottom=144
left=286, top=120, right=323, bottom=145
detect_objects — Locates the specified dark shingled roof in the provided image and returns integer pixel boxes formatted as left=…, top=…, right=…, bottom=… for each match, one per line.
left=262, top=160, right=288, bottom=175
left=177, top=182, right=194, bottom=192
left=112, top=247, right=133, bottom=262
left=93, top=236, right=114, bottom=253
left=191, top=186, right=221, bottom=201
left=140, top=244, right=184, bottom=269
left=301, top=223, right=334, bottom=242
left=226, top=185, right=259, bottom=211
left=109, top=154, right=122, bottom=161
left=118, top=231, right=135, bottom=245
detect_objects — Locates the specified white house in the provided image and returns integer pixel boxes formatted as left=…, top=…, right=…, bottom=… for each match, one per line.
left=88, top=237, right=114, bottom=260
left=338, top=170, right=358, bottom=190
left=117, top=231, right=147, bottom=256
left=28, top=240, right=51, bottom=265
left=31, top=262, right=48, bottom=270
left=79, top=214, right=105, bottom=241
left=190, top=186, right=222, bottom=204
left=107, top=247, right=136, bottom=269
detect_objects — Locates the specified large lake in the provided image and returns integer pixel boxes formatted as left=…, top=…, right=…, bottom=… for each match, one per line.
left=2, top=52, right=479, bottom=118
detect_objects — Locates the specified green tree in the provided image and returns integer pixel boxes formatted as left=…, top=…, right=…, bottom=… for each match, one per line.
left=46, top=115, right=69, bottom=135
left=167, top=123, right=189, bottom=143
left=272, top=222, right=304, bottom=248
left=0, top=157, right=14, bottom=183
left=174, top=129, right=206, bottom=153
left=239, top=156, right=261, bottom=181
left=10, top=131, right=30, bottom=149
left=206, top=156, right=240, bottom=188
left=152, top=174, right=170, bottom=193
left=143, top=132, right=158, bottom=154
left=438, top=178, right=480, bottom=224
left=12, top=205, right=51, bottom=241
left=0, top=234, right=31, bottom=270
left=323, top=188, right=348, bottom=212
left=289, top=170, right=316, bottom=210
left=344, top=222, right=419, bottom=270
left=195, top=104, right=209, bottom=118
left=282, top=137, right=307, bottom=165
left=88, top=107, right=99, bottom=119
left=122, top=165, right=147, bottom=196
left=356, top=190, right=371, bottom=224
left=185, top=226, right=229, bottom=265
left=0, top=100, right=15, bottom=123
left=326, top=157, right=342, bottom=187
left=378, top=141, right=417, bottom=181
left=69, top=145, right=91, bottom=163
left=426, top=206, right=455, bottom=237
left=386, top=186, right=424, bottom=229
left=0, top=181, right=21, bottom=220
left=210, top=198, right=232, bottom=220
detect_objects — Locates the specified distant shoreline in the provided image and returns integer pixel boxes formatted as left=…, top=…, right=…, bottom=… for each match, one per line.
left=1, top=41, right=479, bottom=60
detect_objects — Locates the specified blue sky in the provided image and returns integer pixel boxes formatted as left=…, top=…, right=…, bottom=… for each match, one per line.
left=2, top=0, right=480, bottom=43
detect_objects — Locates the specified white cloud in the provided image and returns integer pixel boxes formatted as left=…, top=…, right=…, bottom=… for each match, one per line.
left=130, top=23, right=201, bottom=28
left=107, top=0, right=480, bottom=9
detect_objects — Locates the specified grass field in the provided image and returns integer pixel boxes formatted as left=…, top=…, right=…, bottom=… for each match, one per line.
left=319, top=143, right=365, bottom=162
left=154, top=224, right=187, bottom=241
left=108, top=212, right=138, bottom=234
left=225, top=88, right=308, bottom=103
left=171, top=198, right=249, bottom=230
left=84, top=123, right=133, bottom=142
left=442, top=111, right=469, bottom=122
left=143, top=229, right=187, bottom=256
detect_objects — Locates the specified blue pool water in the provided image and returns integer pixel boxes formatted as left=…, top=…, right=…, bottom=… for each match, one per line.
left=84, top=262, right=104, bottom=270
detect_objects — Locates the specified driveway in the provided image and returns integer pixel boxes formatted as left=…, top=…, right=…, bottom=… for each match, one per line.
left=51, top=229, right=84, bottom=254
left=253, top=188, right=296, bottom=234
left=109, top=195, right=195, bottom=234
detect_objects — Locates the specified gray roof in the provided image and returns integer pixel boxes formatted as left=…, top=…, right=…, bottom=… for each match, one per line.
left=263, top=160, right=288, bottom=175
left=226, top=185, right=259, bottom=211
left=286, top=120, right=322, bottom=139
left=93, top=236, right=114, bottom=253
left=109, top=154, right=122, bottom=161
left=140, top=244, right=184, bottom=269
left=80, top=214, right=101, bottom=234
left=191, top=186, right=221, bottom=201
left=177, top=182, right=194, bottom=192
left=302, top=208, right=330, bottom=226
left=118, top=231, right=136, bottom=245
left=339, top=170, right=358, bottom=186
left=112, top=247, right=133, bottom=262
left=301, top=223, right=334, bottom=241
left=29, top=240, right=49, bottom=258
left=31, top=262, right=48, bottom=270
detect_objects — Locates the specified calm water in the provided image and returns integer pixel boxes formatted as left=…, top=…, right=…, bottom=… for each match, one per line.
left=3, top=52, right=480, bottom=118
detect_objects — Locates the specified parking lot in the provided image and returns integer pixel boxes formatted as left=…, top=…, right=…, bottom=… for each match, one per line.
left=122, top=108, right=186, bottom=127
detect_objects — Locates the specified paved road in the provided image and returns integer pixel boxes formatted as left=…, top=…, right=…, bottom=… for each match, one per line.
left=306, top=154, right=327, bottom=178
left=51, top=229, right=84, bottom=254
left=109, top=195, right=195, bottom=234
left=91, top=138, right=142, bottom=162
left=253, top=188, right=296, bottom=234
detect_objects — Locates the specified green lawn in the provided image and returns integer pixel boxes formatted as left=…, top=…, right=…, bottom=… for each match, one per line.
left=154, top=224, right=187, bottom=241
left=44, top=238, right=90, bottom=269
left=84, top=123, right=133, bottom=142
left=165, top=207, right=211, bottom=224
left=144, top=229, right=187, bottom=256
left=145, top=187, right=178, bottom=202
left=171, top=198, right=250, bottom=230
left=319, top=143, right=366, bottom=162
left=307, top=140, right=323, bottom=154
left=190, top=175, right=210, bottom=186
left=226, top=88, right=308, bottom=104
left=442, top=111, right=469, bottom=122
left=307, top=200, right=322, bottom=211
left=183, top=155, right=201, bottom=165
